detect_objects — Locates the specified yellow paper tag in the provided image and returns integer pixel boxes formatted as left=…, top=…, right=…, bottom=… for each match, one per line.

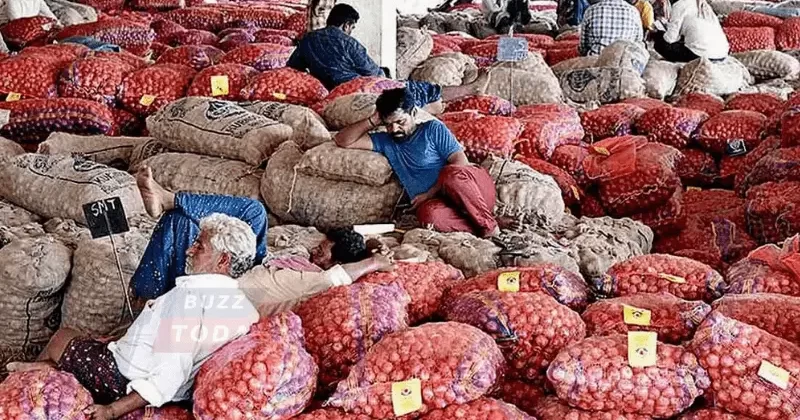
left=210, top=75, right=229, bottom=97
left=593, top=146, right=611, bottom=156
left=687, top=186, right=702, bottom=192
left=628, top=331, right=657, bottom=368
left=759, top=361, right=791, bottom=390
left=6, top=92, right=21, bottom=102
left=571, top=185, right=581, bottom=201
left=139, top=94, right=156, bottom=106
left=659, top=273, right=686, bottom=284
left=497, top=271, right=521, bottom=293
left=623, top=305, right=652, bottom=327
left=391, top=379, right=423, bottom=417
left=272, top=92, right=287, bottom=100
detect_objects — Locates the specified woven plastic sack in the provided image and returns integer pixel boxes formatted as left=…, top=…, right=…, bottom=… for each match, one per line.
left=0, top=16, right=57, bottom=49
left=643, top=60, right=682, bottom=100
left=38, top=133, right=148, bottom=168
left=581, top=104, right=645, bottom=141
left=674, top=92, right=725, bottom=117
left=296, top=282, right=410, bottom=389
left=55, top=18, right=155, bottom=56
left=140, top=152, right=262, bottom=199
left=732, top=50, right=800, bottom=81
left=726, top=93, right=784, bottom=117
left=737, top=147, right=800, bottom=196
left=560, top=67, right=646, bottom=104
left=582, top=293, right=711, bottom=344
left=676, top=149, right=719, bottom=186
left=326, top=322, right=504, bottom=418
left=156, top=44, right=223, bottom=70
left=449, top=116, right=521, bottom=162
left=420, top=398, right=533, bottom=419
left=674, top=57, right=753, bottom=97
left=396, top=27, right=433, bottom=80
left=724, top=27, right=776, bottom=53
left=359, top=261, right=465, bottom=325
left=161, top=96, right=292, bottom=156
left=445, top=95, right=515, bottom=116
left=551, top=144, right=591, bottom=187
left=0, top=370, right=93, bottom=419
left=636, top=107, right=708, bottom=148
left=745, top=181, right=800, bottom=244
left=193, top=312, right=317, bottom=420
left=58, top=57, right=135, bottom=107
left=410, top=52, right=478, bottom=87
left=442, top=290, right=586, bottom=381
left=119, top=64, right=195, bottom=116
left=594, top=40, right=649, bottom=75
left=595, top=253, right=725, bottom=301
left=443, top=264, right=589, bottom=312
left=515, top=110, right=584, bottom=160
left=516, top=156, right=582, bottom=207
left=162, top=7, right=226, bottom=31
left=0, top=137, right=24, bottom=161
left=698, top=110, right=766, bottom=155
left=243, top=68, right=328, bottom=107
left=713, top=293, right=800, bottom=346
left=167, top=29, right=218, bottom=47
left=628, top=189, right=686, bottom=236
left=0, top=98, right=114, bottom=148
left=0, top=54, right=63, bottom=99
left=187, top=63, right=258, bottom=101
left=295, top=143, right=392, bottom=187
left=533, top=396, right=654, bottom=420
left=725, top=11, right=783, bottom=28
left=688, top=311, right=800, bottom=419
left=219, top=43, right=294, bottom=71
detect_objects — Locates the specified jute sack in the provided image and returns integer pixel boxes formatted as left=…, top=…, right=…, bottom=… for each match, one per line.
left=295, top=142, right=393, bottom=187
left=321, top=93, right=377, bottom=131
left=486, top=59, right=564, bottom=105
left=551, top=56, right=598, bottom=76
left=146, top=97, right=293, bottom=166
left=643, top=60, right=683, bottom=100
left=482, top=156, right=565, bottom=229
left=0, top=236, right=71, bottom=360
left=61, top=229, right=148, bottom=336
left=239, top=101, right=331, bottom=150
left=410, top=53, right=479, bottom=87
left=595, top=40, right=650, bottom=76
left=129, top=138, right=169, bottom=171
left=402, top=228, right=499, bottom=278
left=141, top=152, right=263, bottom=200
left=261, top=141, right=403, bottom=230
left=560, top=67, right=646, bottom=104
left=42, top=218, right=92, bottom=250
left=48, top=0, right=98, bottom=26
left=0, top=154, right=145, bottom=224
left=0, top=137, right=24, bottom=161
left=674, top=57, right=753, bottom=98
left=397, top=28, right=434, bottom=80
left=37, top=133, right=150, bottom=169
left=267, top=224, right=326, bottom=256
left=0, top=200, right=40, bottom=228
left=732, top=51, right=800, bottom=82
left=495, top=227, right=582, bottom=274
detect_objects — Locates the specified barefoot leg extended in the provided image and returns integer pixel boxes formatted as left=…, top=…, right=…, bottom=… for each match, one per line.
left=136, top=166, right=176, bottom=218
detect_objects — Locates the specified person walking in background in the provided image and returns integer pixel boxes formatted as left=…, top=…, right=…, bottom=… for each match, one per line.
left=482, top=0, right=532, bottom=32
left=578, top=0, right=644, bottom=56
left=557, top=0, right=590, bottom=26
left=651, top=0, right=729, bottom=62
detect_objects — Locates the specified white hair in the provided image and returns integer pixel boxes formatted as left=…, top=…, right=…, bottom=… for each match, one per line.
left=199, top=213, right=257, bottom=278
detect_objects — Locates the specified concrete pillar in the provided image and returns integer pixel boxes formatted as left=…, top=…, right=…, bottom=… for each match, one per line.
left=347, top=0, right=397, bottom=78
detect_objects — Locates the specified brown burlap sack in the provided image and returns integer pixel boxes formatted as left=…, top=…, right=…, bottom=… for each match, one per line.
left=141, top=152, right=262, bottom=200
left=0, top=222, right=45, bottom=248
left=267, top=224, right=326, bottom=257
left=261, top=141, right=403, bottom=230
left=0, top=137, right=24, bottom=160
left=410, top=52, right=479, bottom=87
left=643, top=60, right=682, bottom=100
left=321, top=93, right=377, bottom=131
left=481, top=156, right=565, bottom=229
left=37, top=133, right=150, bottom=169
left=239, top=101, right=331, bottom=150
left=485, top=62, right=563, bottom=105
left=674, top=57, right=753, bottom=98
left=0, top=200, right=40, bottom=228
left=61, top=229, right=148, bottom=336
left=551, top=56, right=598, bottom=76
left=559, top=67, right=646, bottom=104
left=0, top=154, right=145, bottom=224
left=0, top=236, right=71, bottom=361
left=495, top=227, right=582, bottom=274
left=129, top=138, right=169, bottom=171
left=397, top=27, right=434, bottom=80
left=42, top=218, right=92, bottom=250
left=402, top=228, right=499, bottom=278
left=295, top=142, right=393, bottom=187
left=146, top=97, right=293, bottom=166
left=595, top=40, right=650, bottom=75
left=732, top=50, right=800, bottom=82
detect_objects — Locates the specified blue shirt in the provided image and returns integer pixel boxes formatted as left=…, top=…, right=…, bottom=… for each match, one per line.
left=370, top=120, right=463, bottom=199
left=287, top=26, right=383, bottom=90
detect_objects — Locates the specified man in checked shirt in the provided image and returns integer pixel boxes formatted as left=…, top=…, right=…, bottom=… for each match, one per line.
left=578, top=0, right=646, bottom=56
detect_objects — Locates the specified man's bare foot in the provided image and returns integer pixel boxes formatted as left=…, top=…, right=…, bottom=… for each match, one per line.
left=6, top=361, right=55, bottom=373
left=136, top=166, right=171, bottom=218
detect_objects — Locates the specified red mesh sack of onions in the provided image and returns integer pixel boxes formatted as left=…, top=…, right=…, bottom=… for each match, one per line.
left=725, top=93, right=784, bottom=117
left=698, top=110, right=767, bottom=155
left=221, top=7, right=290, bottom=31
left=442, top=290, right=586, bottom=381
left=22, top=43, right=90, bottom=65
left=110, top=108, right=145, bottom=136
left=431, top=36, right=461, bottom=55
left=547, top=334, right=710, bottom=417
left=167, top=29, right=218, bottom=47
left=654, top=218, right=757, bottom=273
left=545, top=47, right=579, bottom=66
left=593, top=254, right=725, bottom=302
left=55, top=18, right=155, bottom=56
left=621, top=97, right=671, bottom=111
left=358, top=261, right=464, bottom=325
left=533, top=396, right=655, bottom=420
left=713, top=293, right=800, bottom=346
left=193, top=312, right=318, bottom=420
left=724, top=234, right=800, bottom=296
left=295, top=409, right=371, bottom=419
left=156, top=45, right=223, bottom=70
left=0, top=16, right=57, bottom=49
left=118, top=64, right=195, bottom=116
left=676, top=149, right=719, bottom=186
left=295, top=282, right=410, bottom=391
left=151, top=18, right=185, bottom=42
left=445, top=95, right=515, bottom=116
left=188, top=63, right=258, bottom=101
left=254, top=28, right=299, bottom=42
left=745, top=181, right=800, bottom=244
left=326, top=322, right=505, bottom=419
left=680, top=408, right=756, bottom=419
left=582, top=293, right=711, bottom=344
left=492, top=378, right=547, bottom=415
left=242, top=68, right=328, bottom=107
left=582, top=136, right=682, bottom=217
left=688, top=311, right=800, bottom=419
left=0, top=54, right=64, bottom=99
left=449, top=116, right=522, bottom=162
left=253, top=33, right=293, bottom=47
left=516, top=112, right=585, bottom=161
left=725, top=11, right=783, bottom=28
left=485, top=33, right=554, bottom=48
left=514, top=103, right=578, bottom=119
left=419, top=397, right=533, bottom=419
left=777, top=17, right=800, bottom=50
left=781, top=107, right=800, bottom=147
left=161, top=7, right=226, bottom=31
left=314, top=77, right=405, bottom=113
left=58, top=56, right=135, bottom=107
left=628, top=189, right=686, bottom=236
left=218, top=30, right=255, bottom=52
left=718, top=155, right=749, bottom=188
left=636, top=107, right=709, bottom=149
left=674, top=93, right=725, bottom=117
left=119, top=405, right=194, bottom=419
left=0, top=98, right=114, bottom=148
left=439, top=110, right=482, bottom=125
left=219, top=43, right=294, bottom=71
left=0, top=370, right=94, bottom=419
left=90, top=50, right=148, bottom=70
left=737, top=147, right=800, bottom=196
left=551, top=144, right=591, bottom=188
left=723, top=27, right=776, bottom=53
left=579, top=192, right=607, bottom=217
left=580, top=103, right=645, bottom=141
left=733, top=136, right=781, bottom=191
left=516, top=156, right=583, bottom=207
left=443, top=264, right=589, bottom=312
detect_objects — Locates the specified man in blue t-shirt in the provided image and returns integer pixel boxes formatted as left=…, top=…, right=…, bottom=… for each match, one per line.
left=334, top=88, right=499, bottom=238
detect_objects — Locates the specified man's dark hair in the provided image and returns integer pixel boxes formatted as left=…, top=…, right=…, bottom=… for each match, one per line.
left=375, top=88, right=413, bottom=120
left=327, top=4, right=360, bottom=27
left=508, top=0, right=532, bottom=25
left=328, top=228, right=368, bottom=264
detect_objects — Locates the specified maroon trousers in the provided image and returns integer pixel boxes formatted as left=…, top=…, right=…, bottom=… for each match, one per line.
left=416, top=165, right=498, bottom=236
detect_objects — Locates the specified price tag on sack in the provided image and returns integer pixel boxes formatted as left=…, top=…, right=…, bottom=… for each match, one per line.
left=759, top=361, right=791, bottom=390
left=497, top=271, right=521, bottom=293
left=272, top=92, right=287, bottom=101
left=623, top=305, right=652, bottom=327
left=392, top=379, right=423, bottom=416
left=659, top=273, right=686, bottom=284
left=6, top=92, right=21, bottom=102
left=139, top=94, right=156, bottom=106
left=497, top=36, right=529, bottom=62
left=210, top=75, right=229, bottom=97
left=726, top=139, right=748, bottom=157
left=592, top=146, right=611, bottom=156
left=628, top=331, right=658, bottom=368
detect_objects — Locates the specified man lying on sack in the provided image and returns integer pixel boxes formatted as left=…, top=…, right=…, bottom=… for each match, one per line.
left=335, top=87, right=501, bottom=238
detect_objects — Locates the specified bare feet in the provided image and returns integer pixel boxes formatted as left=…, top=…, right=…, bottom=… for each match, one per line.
left=6, top=361, right=55, bottom=373
left=136, top=166, right=172, bottom=218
